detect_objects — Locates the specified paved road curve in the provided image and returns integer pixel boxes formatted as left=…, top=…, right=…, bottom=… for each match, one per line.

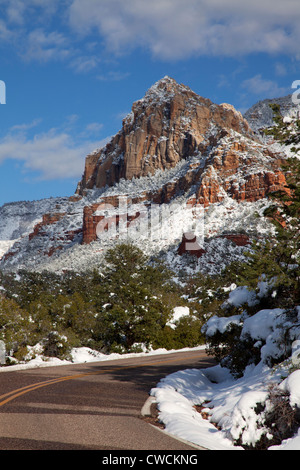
left=0, top=349, right=215, bottom=450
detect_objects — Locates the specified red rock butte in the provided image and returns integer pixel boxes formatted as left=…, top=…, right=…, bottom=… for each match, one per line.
left=76, top=76, right=254, bottom=196
left=75, top=76, right=288, bottom=244
left=0, top=77, right=290, bottom=269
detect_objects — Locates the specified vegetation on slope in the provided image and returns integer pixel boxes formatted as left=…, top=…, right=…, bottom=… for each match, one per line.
left=0, top=243, right=206, bottom=362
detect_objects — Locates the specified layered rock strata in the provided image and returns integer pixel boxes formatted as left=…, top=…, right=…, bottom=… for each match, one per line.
left=0, top=77, right=291, bottom=270
left=76, top=77, right=288, bottom=245
left=76, top=76, right=253, bottom=195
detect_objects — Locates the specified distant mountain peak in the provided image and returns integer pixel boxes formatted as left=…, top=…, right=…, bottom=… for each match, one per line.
left=244, top=94, right=300, bottom=132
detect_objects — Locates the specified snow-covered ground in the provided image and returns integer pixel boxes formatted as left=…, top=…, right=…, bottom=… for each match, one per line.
left=1, top=342, right=299, bottom=450
left=151, top=359, right=300, bottom=450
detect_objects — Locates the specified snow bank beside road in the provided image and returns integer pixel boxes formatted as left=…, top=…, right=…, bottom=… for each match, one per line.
left=151, top=361, right=300, bottom=450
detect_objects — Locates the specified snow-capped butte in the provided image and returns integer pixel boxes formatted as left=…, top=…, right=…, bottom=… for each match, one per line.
left=0, top=77, right=294, bottom=273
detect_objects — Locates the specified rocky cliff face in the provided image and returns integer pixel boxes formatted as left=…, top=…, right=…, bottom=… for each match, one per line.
left=76, top=76, right=253, bottom=195
left=76, top=77, right=287, bottom=245
left=0, top=77, right=292, bottom=273
left=76, top=77, right=288, bottom=209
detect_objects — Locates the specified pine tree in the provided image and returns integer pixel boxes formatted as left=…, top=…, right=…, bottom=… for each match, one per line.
left=92, top=243, right=180, bottom=352
left=261, top=105, right=300, bottom=305
left=0, top=295, right=32, bottom=361
left=264, top=103, right=300, bottom=148
left=201, top=104, right=300, bottom=376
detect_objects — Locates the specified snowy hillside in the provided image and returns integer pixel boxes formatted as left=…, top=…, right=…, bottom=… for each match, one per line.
left=0, top=197, right=67, bottom=261
left=244, top=93, right=300, bottom=133
left=0, top=81, right=295, bottom=275
left=0, top=181, right=275, bottom=275
left=0, top=136, right=282, bottom=273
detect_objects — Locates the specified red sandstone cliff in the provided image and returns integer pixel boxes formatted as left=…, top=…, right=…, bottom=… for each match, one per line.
left=0, top=77, right=291, bottom=269
left=77, top=77, right=287, bottom=205
left=76, top=76, right=253, bottom=195
left=75, top=77, right=288, bottom=245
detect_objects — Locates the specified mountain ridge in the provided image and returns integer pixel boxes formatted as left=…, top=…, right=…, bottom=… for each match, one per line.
left=244, top=93, right=300, bottom=133
left=0, top=77, right=295, bottom=274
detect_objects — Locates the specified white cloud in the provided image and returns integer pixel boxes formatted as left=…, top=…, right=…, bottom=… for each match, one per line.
left=9, top=118, right=42, bottom=132
left=1, top=0, right=300, bottom=66
left=0, top=0, right=59, bottom=24
left=0, top=18, right=14, bottom=41
left=0, top=124, right=108, bottom=181
left=5, top=0, right=26, bottom=24
left=70, top=55, right=100, bottom=73
left=274, top=63, right=288, bottom=77
left=96, top=71, right=130, bottom=82
left=0, top=1, right=73, bottom=63
left=84, top=122, right=104, bottom=135
left=241, top=74, right=289, bottom=98
left=68, top=0, right=300, bottom=60
left=22, top=29, right=71, bottom=63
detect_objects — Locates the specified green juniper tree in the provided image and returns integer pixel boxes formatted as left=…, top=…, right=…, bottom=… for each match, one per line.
left=260, top=105, right=300, bottom=306
left=92, top=243, right=183, bottom=352
left=0, top=295, right=32, bottom=361
left=264, top=103, right=300, bottom=148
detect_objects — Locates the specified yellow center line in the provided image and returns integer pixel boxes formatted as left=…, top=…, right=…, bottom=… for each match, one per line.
left=0, top=371, right=114, bottom=407
left=0, top=353, right=205, bottom=408
left=0, top=376, right=72, bottom=400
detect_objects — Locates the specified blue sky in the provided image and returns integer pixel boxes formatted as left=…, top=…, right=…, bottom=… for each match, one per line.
left=0, top=0, right=299, bottom=206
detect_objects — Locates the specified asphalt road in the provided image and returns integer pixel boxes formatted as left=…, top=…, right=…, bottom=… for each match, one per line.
left=0, top=349, right=215, bottom=451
